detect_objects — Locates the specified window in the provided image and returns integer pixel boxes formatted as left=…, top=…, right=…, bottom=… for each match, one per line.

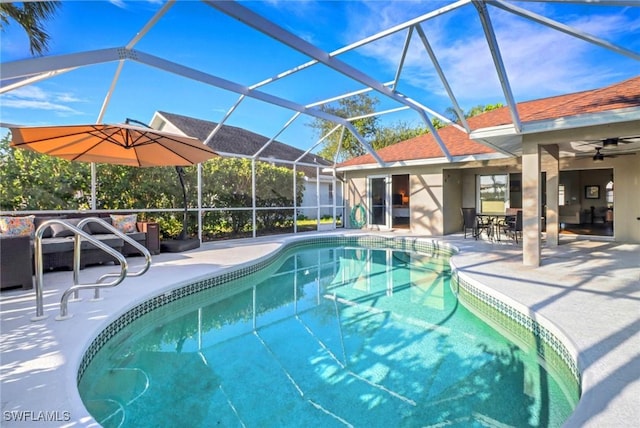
left=328, top=183, right=333, bottom=204
left=478, top=174, right=507, bottom=213
left=558, top=184, right=565, bottom=206
left=606, top=181, right=614, bottom=207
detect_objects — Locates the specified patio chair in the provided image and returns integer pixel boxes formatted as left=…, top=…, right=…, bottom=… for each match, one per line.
left=461, top=207, right=489, bottom=239
left=501, top=210, right=523, bottom=243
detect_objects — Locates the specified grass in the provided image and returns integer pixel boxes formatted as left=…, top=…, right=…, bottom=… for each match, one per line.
left=297, top=218, right=342, bottom=226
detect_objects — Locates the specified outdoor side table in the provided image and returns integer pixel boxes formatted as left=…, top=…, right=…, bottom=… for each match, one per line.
left=137, top=222, right=161, bottom=255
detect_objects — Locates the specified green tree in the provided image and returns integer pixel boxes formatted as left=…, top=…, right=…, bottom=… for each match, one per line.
left=198, top=157, right=304, bottom=236
left=0, top=1, right=60, bottom=56
left=466, top=103, right=503, bottom=117
left=309, top=94, right=496, bottom=162
left=308, top=94, right=380, bottom=162
left=445, top=103, right=504, bottom=122
left=364, top=103, right=505, bottom=155
left=94, top=164, right=180, bottom=210
left=371, top=121, right=428, bottom=151
left=0, top=133, right=90, bottom=210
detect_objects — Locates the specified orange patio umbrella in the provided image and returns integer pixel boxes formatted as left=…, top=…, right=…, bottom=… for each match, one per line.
left=8, top=122, right=218, bottom=167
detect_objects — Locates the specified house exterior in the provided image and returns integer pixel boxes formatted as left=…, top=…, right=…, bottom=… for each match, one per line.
left=149, top=111, right=339, bottom=219
left=336, top=76, right=640, bottom=264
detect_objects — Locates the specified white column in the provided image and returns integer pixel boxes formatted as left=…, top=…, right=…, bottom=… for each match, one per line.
left=197, top=163, right=203, bottom=242
left=543, top=144, right=559, bottom=247
left=293, top=164, right=298, bottom=234
left=252, top=159, right=256, bottom=238
left=316, top=165, right=321, bottom=228
left=332, top=169, right=337, bottom=229
left=522, top=139, right=541, bottom=266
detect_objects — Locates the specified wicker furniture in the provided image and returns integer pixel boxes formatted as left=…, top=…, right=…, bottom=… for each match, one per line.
left=461, top=207, right=490, bottom=240
left=0, top=235, right=33, bottom=290
left=35, top=217, right=148, bottom=270
left=0, top=216, right=152, bottom=285
left=136, top=222, right=160, bottom=255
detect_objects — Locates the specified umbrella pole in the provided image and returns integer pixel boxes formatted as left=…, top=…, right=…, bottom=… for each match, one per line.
left=176, top=166, right=188, bottom=240
left=123, top=118, right=190, bottom=240
left=123, top=118, right=204, bottom=246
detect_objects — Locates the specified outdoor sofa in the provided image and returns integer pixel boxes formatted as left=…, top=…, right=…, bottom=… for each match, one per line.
left=0, top=214, right=149, bottom=290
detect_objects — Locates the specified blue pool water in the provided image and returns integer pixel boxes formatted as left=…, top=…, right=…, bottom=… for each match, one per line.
left=79, top=244, right=578, bottom=427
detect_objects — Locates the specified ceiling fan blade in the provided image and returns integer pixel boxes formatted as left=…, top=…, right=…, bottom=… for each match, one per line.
left=573, top=135, right=640, bottom=147
left=574, top=148, right=636, bottom=160
left=619, top=135, right=640, bottom=143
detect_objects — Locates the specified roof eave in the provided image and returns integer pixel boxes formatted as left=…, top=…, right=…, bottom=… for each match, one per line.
left=335, top=152, right=508, bottom=172
left=469, top=106, right=640, bottom=154
left=521, top=106, right=640, bottom=135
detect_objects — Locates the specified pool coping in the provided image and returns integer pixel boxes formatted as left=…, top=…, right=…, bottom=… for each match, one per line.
left=1, top=231, right=639, bottom=427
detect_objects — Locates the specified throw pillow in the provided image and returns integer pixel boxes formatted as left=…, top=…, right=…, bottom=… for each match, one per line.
left=89, top=217, right=113, bottom=234
left=50, top=218, right=85, bottom=238
left=110, top=214, right=137, bottom=233
left=34, top=216, right=66, bottom=238
left=0, top=215, right=35, bottom=238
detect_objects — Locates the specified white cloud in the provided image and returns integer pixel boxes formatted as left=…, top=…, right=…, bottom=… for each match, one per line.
left=8, top=86, right=49, bottom=101
left=1, top=85, right=85, bottom=115
left=55, top=93, right=84, bottom=103
left=0, top=98, right=79, bottom=113
left=342, top=2, right=638, bottom=109
left=109, top=0, right=163, bottom=9
left=109, top=0, right=127, bottom=9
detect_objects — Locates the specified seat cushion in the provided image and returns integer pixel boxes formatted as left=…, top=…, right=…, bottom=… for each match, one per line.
left=125, top=231, right=146, bottom=242
left=40, top=237, right=75, bottom=254
left=80, top=234, right=123, bottom=250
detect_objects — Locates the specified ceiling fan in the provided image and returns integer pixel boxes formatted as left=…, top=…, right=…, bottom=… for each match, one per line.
left=573, top=135, right=640, bottom=162
left=590, top=146, right=637, bottom=162
left=598, top=136, right=639, bottom=147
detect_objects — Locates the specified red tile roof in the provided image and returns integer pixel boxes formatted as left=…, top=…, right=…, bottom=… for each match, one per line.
left=338, top=75, right=640, bottom=168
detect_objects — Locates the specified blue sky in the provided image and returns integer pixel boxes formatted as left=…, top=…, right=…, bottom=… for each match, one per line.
left=1, top=1, right=639, bottom=152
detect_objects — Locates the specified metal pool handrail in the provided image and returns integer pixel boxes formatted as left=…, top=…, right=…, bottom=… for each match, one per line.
left=31, top=219, right=127, bottom=321
left=74, top=217, right=152, bottom=301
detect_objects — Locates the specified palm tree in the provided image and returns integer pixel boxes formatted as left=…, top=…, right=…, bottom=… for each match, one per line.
left=0, top=2, right=60, bottom=56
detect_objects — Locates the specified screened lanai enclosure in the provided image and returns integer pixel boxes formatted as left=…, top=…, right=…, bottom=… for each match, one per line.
left=0, top=147, right=344, bottom=240
left=1, top=1, right=639, bottom=251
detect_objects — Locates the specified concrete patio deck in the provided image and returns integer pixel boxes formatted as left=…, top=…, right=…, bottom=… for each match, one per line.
left=1, top=231, right=638, bottom=427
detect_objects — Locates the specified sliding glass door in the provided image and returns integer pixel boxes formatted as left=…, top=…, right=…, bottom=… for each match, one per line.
left=369, top=176, right=388, bottom=227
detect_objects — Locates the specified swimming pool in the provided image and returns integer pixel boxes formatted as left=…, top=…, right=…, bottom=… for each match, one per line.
left=78, top=238, right=579, bottom=427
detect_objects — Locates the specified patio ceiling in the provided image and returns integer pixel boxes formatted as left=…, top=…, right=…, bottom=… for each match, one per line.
left=1, top=0, right=639, bottom=166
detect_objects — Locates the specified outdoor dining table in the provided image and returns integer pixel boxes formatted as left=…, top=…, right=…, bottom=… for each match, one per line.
left=476, top=213, right=511, bottom=241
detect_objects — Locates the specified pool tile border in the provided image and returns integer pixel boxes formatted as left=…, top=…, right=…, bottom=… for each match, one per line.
left=451, top=269, right=581, bottom=400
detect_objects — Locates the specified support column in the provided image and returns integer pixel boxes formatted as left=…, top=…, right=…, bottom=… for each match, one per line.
left=522, top=139, right=541, bottom=266
left=543, top=144, right=559, bottom=247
